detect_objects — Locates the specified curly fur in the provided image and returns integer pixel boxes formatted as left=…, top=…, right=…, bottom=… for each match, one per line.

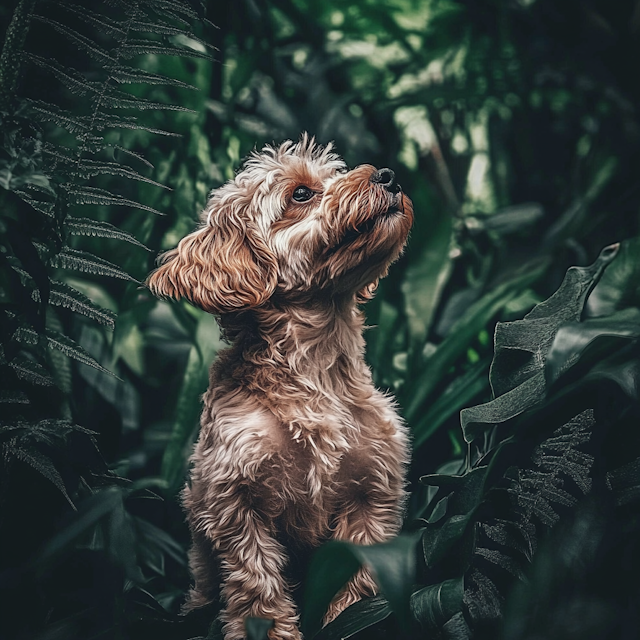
left=147, top=135, right=414, bottom=640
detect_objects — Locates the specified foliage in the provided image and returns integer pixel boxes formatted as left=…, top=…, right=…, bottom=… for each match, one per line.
left=2, top=0, right=640, bottom=639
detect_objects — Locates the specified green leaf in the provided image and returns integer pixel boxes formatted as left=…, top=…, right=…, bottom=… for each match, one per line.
left=545, top=308, right=640, bottom=389
left=37, top=487, right=123, bottom=561
left=50, top=248, right=139, bottom=282
left=302, top=533, right=419, bottom=639
left=410, top=577, right=464, bottom=630
left=107, top=64, right=197, bottom=89
left=403, top=259, right=549, bottom=422
left=401, top=213, right=453, bottom=356
left=315, top=596, right=392, bottom=640
left=5, top=439, right=75, bottom=507
left=26, top=53, right=98, bottom=97
left=65, top=217, right=151, bottom=250
left=46, top=153, right=169, bottom=188
left=245, top=618, right=274, bottom=640
left=8, top=354, right=55, bottom=386
left=119, top=41, right=213, bottom=61
left=420, top=466, right=488, bottom=523
left=459, top=244, right=619, bottom=443
left=33, top=15, right=115, bottom=65
left=585, top=237, right=640, bottom=317
left=412, top=357, right=490, bottom=449
left=161, top=311, right=223, bottom=492
left=13, top=324, right=117, bottom=377
left=302, top=543, right=362, bottom=639
left=36, top=279, right=116, bottom=328
left=65, top=185, right=163, bottom=215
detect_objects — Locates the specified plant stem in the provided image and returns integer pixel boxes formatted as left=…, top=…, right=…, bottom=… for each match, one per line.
left=0, top=0, right=37, bottom=112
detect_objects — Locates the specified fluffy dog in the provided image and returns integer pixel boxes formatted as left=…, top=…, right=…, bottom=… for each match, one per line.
left=147, top=135, right=413, bottom=640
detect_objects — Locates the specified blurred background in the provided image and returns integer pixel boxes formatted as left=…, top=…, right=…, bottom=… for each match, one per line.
left=2, top=0, right=640, bottom=638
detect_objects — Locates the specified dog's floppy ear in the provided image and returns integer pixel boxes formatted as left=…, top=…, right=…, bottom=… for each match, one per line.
left=146, top=201, right=278, bottom=314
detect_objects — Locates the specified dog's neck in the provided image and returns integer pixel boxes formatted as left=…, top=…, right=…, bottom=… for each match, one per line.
left=259, top=296, right=366, bottom=372
left=218, top=294, right=367, bottom=376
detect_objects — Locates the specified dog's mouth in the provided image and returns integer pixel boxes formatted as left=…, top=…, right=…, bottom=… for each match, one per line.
left=336, top=190, right=405, bottom=248
left=338, top=208, right=400, bottom=246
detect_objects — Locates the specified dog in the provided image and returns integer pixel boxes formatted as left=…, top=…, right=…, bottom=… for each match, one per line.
left=147, top=135, right=413, bottom=640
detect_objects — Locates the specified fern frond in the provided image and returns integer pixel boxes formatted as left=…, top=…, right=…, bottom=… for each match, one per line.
left=50, top=248, right=139, bottom=282
left=58, top=3, right=126, bottom=39
left=26, top=53, right=99, bottom=98
left=107, top=64, right=196, bottom=90
left=65, top=185, right=162, bottom=215
left=33, top=15, right=115, bottom=65
left=107, top=91, right=196, bottom=113
left=26, top=98, right=91, bottom=134
left=13, top=325, right=115, bottom=376
left=35, top=280, right=116, bottom=328
left=118, top=40, right=213, bottom=61
left=0, top=390, right=30, bottom=404
left=13, top=188, right=55, bottom=217
left=42, top=148, right=168, bottom=187
left=110, top=145, right=153, bottom=169
left=47, top=329, right=116, bottom=376
left=128, top=19, right=214, bottom=51
left=9, top=354, right=55, bottom=386
left=91, top=113, right=181, bottom=137
left=65, top=217, right=151, bottom=250
left=146, top=0, right=200, bottom=22
left=4, top=437, right=75, bottom=507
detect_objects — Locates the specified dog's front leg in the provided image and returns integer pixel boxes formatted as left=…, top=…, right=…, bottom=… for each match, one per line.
left=190, top=482, right=300, bottom=640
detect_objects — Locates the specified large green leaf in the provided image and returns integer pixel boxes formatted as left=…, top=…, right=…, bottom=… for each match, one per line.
left=160, top=310, right=223, bottom=492
left=315, top=596, right=392, bottom=640
left=545, top=308, right=640, bottom=389
left=410, top=577, right=464, bottom=631
left=403, top=259, right=548, bottom=422
left=460, top=244, right=619, bottom=443
left=302, top=534, right=419, bottom=639
left=585, top=237, right=640, bottom=317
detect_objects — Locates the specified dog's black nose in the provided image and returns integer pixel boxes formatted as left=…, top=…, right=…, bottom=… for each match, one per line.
left=370, top=168, right=397, bottom=192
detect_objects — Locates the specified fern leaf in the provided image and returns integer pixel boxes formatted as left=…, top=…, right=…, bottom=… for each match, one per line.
left=111, top=145, right=154, bottom=169
left=143, top=0, right=200, bottom=21
left=106, top=91, right=196, bottom=113
left=26, top=53, right=99, bottom=98
left=32, top=280, right=116, bottom=328
left=92, top=112, right=181, bottom=137
left=128, top=19, right=215, bottom=51
left=65, top=217, right=151, bottom=250
left=12, top=188, right=55, bottom=217
left=46, top=329, right=117, bottom=377
left=5, top=439, right=75, bottom=508
left=0, top=390, right=30, bottom=404
left=26, top=99, right=90, bottom=134
left=65, top=185, right=163, bottom=215
left=50, top=248, right=139, bottom=283
left=43, top=149, right=168, bottom=187
left=9, top=355, right=55, bottom=386
left=118, top=41, right=213, bottom=61
left=12, top=325, right=115, bottom=376
left=59, top=3, right=126, bottom=39
left=33, top=15, right=115, bottom=65
left=107, top=64, right=195, bottom=89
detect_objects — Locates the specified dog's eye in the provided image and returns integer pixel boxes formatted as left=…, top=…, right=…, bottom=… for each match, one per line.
left=292, top=186, right=314, bottom=202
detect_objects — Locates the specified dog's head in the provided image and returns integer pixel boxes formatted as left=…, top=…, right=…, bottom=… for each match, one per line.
left=147, top=135, right=413, bottom=313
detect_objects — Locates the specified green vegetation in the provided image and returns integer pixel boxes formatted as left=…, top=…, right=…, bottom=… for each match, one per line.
left=2, top=1, right=640, bottom=639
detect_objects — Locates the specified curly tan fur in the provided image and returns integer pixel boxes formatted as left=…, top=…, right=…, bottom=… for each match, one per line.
left=147, top=135, right=413, bottom=640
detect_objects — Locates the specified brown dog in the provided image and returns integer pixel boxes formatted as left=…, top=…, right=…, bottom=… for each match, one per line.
left=147, top=135, right=413, bottom=640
